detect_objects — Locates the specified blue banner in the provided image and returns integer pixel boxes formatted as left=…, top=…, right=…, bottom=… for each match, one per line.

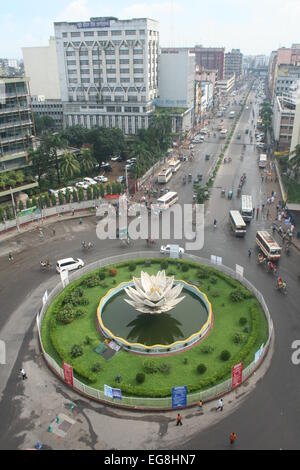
left=172, top=386, right=187, bottom=409
left=112, top=388, right=122, bottom=400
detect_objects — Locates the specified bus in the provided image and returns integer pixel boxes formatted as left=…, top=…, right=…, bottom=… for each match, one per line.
left=229, top=210, right=247, bottom=237
left=157, top=192, right=179, bottom=211
left=157, top=167, right=172, bottom=184
left=256, top=231, right=282, bottom=261
left=220, top=129, right=228, bottom=139
left=241, top=195, right=253, bottom=222
left=259, top=154, right=267, bottom=168
left=168, top=159, right=181, bottom=173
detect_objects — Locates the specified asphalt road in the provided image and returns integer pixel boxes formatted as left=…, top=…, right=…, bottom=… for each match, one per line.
left=0, top=81, right=300, bottom=450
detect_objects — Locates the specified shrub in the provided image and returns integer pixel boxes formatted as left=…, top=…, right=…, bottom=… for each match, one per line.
left=220, top=350, right=231, bottom=361
left=197, top=363, right=207, bottom=374
left=87, top=186, right=92, bottom=200
left=136, top=373, right=146, bottom=384
left=160, top=260, right=168, bottom=270
left=91, top=362, right=102, bottom=373
left=18, top=200, right=24, bottom=211
left=98, top=271, right=106, bottom=281
left=58, top=191, right=64, bottom=205
left=74, top=309, right=85, bottom=319
left=181, top=263, right=189, bottom=273
left=143, top=359, right=159, bottom=374
left=211, top=290, right=220, bottom=298
left=70, top=344, right=83, bottom=358
left=84, top=336, right=91, bottom=345
left=230, top=289, right=245, bottom=302
left=109, top=268, right=117, bottom=277
left=78, top=187, right=84, bottom=202
left=128, top=263, right=136, bottom=272
left=200, top=345, right=215, bottom=354
left=183, top=358, right=188, bottom=365
left=210, top=277, right=218, bottom=285
left=51, top=193, right=57, bottom=206
left=57, top=307, right=74, bottom=324
left=239, top=317, right=248, bottom=326
left=159, top=363, right=171, bottom=375
left=197, top=268, right=210, bottom=279
left=82, top=274, right=101, bottom=288
left=72, top=190, right=78, bottom=203
left=233, top=332, right=246, bottom=344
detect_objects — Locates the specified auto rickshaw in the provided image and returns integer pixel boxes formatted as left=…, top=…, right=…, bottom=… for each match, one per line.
left=237, top=187, right=242, bottom=197
left=245, top=129, right=249, bottom=134
left=221, top=189, right=226, bottom=197
left=205, top=154, right=210, bottom=161
left=188, top=174, right=192, bottom=182
left=197, top=174, right=203, bottom=181
left=228, top=190, right=233, bottom=200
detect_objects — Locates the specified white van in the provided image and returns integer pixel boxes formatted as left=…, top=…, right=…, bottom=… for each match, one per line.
left=56, top=258, right=85, bottom=274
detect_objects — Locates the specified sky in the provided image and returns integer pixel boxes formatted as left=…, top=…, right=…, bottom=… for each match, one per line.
left=1, top=0, right=300, bottom=59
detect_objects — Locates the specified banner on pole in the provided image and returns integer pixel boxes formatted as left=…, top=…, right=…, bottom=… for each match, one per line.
left=42, top=290, right=48, bottom=306
left=255, top=344, right=264, bottom=363
left=232, top=362, right=243, bottom=389
left=63, top=362, right=74, bottom=388
left=104, top=385, right=113, bottom=398
left=60, top=270, right=69, bottom=288
left=236, top=265, right=244, bottom=277
left=112, top=388, right=122, bottom=400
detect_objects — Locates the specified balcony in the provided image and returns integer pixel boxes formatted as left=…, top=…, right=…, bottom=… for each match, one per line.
left=0, top=106, right=31, bottom=115
left=0, top=134, right=32, bottom=145
left=0, top=119, right=32, bottom=131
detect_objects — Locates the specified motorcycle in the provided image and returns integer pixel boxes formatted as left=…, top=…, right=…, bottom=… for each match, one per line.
left=40, top=260, right=52, bottom=271
left=266, top=261, right=277, bottom=276
left=81, top=241, right=94, bottom=251
left=275, top=279, right=287, bottom=295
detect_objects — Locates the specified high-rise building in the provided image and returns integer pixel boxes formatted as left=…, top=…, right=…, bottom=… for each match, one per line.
left=54, top=16, right=159, bottom=134
left=194, top=46, right=225, bottom=80
left=0, top=77, right=35, bottom=173
left=224, top=49, right=243, bottom=79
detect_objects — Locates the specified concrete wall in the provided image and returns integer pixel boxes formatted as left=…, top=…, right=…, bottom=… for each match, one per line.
left=22, top=37, right=61, bottom=100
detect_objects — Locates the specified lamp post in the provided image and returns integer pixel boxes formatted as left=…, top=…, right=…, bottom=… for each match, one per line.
left=10, top=187, right=20, bottom=232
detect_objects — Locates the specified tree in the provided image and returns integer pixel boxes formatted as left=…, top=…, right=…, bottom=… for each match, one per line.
left=0, top=206, right=4, bottom=222
left=106, top=183, right=112, bottom=195
left=5, top=206, right=12, bottom=220
left=65, top=188, right=71, bottom=203
left=32, top=196, right=37, bottom=208
left=51, top=193, right=57, bottom=206
left=28, top=147, right=49, bottom=186
left=26, top=198, right=32, bottom=209
left=93, top=185, right=99, bottom=199
left=60, top=125, right=90, bottom=148
left=60, top=151, right=80, bottom=180
left=72, top=189, right=78, bottom=203
left=111, top=181, right=118, bottom=195
left=99, top=184, right=105, bottom=198
left=42, top=133, right=68, bottom=185
left=34, top=114, right=56, bottom=136
left=79, top=148, right=97, bottom=175
left=78, top=187, right=84, bottom=202
left=86, top=186, right=92, bottom=200
left=44, top=194, right=51, bottom=208
left=58, top=191, right=64, bottom=205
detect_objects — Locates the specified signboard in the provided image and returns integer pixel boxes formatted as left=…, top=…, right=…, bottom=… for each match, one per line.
left=232, top=362, right=243, bottom=389
left=77, top=20, right=110, bottom=29
left=60, top=270, right=69, bottom=288
left=236, top=264, right=244, bottom=278
left=172, top=386, right=187, bottom=409
left=211, top=255, right=222, bottom=266
left=19, top=206, right=37, bottom=217
left=255, top=344, right=264, bottom=364
left=63, top=362, right=74, bottom=388
left=170, top=244, right=180, bottom=259
left=42, top=290, right=48, bottom=306
left=104, top=384, right=114, bottom=398
left=112, top=388, right=122, bottom=400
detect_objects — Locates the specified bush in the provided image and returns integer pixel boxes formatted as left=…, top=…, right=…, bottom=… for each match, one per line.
left=128, top=263, right=136, bottom=272
left=197, top=363, right=207, bottom=374
left=136, top=373, right=146, bottom=384
left=210, top=277, right=218, bottom=285
left=197, top=268, right=210, bottom=279
left=74, top=309, right=85, bottom=319
left=143, top=359, right=159, bottom=374
left=57, top=307, right=74, bottom=324
left=84, top=336, right=91, bottom=345
left=58, top=191, right=64, bottom=205
left=91, top=362, right=102, bottom=373
left=70, top=344, right=83, bottom=358
left=160, top=260, right=168, bottom=270
left=159, top=363, right=171, bottom=375
left=200, top=345, right=215, bottom=354
left=211, top=290, right=220, bottom=298
left=109, top=268, right=117, bottom=277
left=181, top=264, right=189, bottom=273
left=98, top=271, right=106, bottom=281
left=239, top=317, right=248, bottom=326
left=220, top=350, right=231, bottom=361
left=18, top=200, right=24, bottom=211
left=72, top=190, right=78, bottom=203
left=233, top=332, right=246, bottom=344
left=51, top=193, right=57, bottom=206
left=230, top=289, right=245, bottom=302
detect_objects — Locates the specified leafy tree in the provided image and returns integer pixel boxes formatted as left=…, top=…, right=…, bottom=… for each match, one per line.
left=65, top=188, right=71, bottom=203
left=93, top=185, right=99, bottom=199
left=0, top=206, right=4, bottom=222
left=28, top=147, right=49, bottom=186
left=86, top=186, right=92, bottom=200
left=34, top=114, right=56, bottom=135
left=60, top=125, right=90, bottom=148
left=26, top=198, right=32, bottom=209
left=116, top=182, right=122, bottom=194
left=106, top=183, right=112, bottom=195
left=44, top=194, right=51, bottom=208
left=58, top=190, right=64, bottom=205
left=78, top=187, right=84, bottom=202
left=60, top=151, right=80, bottom=180
left=42, top=133, right=68, bottom=185
left=51, top=192, right=57, bottom=206
left=32, top=196, right=37, bottom=208
left=72, top=189, right=78, bottom=203
left=99, top=184, right=105, bottom=198
left=79, top=148, right=97, bottom=175
left=111, top=181, right=118, bottom=195
left=38, top=195, right=44, bottom=209
left=5, top=206, right=12, bottom=220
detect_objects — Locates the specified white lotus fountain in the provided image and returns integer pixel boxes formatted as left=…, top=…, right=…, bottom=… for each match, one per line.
left=124, top=270, right=185, bottom=314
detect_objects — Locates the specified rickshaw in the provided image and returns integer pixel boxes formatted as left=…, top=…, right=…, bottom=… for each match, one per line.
left=205, top=154, right=210, bottom=161
left=188, top=174, right=192, bottom=182
left=275, top=277, right=287, bottom=294
left=257, top=253, right=266, bottom=265
left=197, top=174, right=203, bottom=181
left=221, top=189, right=226, bottom=197
left=182, top=175, right=187, bottom=185
left=228, top=190, right=233, bottom=200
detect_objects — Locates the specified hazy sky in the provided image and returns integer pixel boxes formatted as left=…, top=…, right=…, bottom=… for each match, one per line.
left=1, top=0, right=300, bottom=58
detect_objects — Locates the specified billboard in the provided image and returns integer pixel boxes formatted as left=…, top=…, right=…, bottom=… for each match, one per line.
left=63, top=362, right=74, bottom=388
left=232, top=362, right=243, bottom=389
left=172, top=386, right=187, bottom=409
left=77, top=20, right=110, bottom=29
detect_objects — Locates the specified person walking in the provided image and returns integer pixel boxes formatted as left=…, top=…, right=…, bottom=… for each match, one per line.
left=198, top=400, right=203, bottom=412
left=248, top=249, right=252, bottom=257
left=20, top=368, right=27, bottom=380
left=176, top=413, right=183, bottom=426
left=8, top=252, right=13, bottom=262
left=230, top=432, right=237, bottom=445
left=273, top=223, right=277, bottom=234
left=252, top=208, right=255, bottom=218
left=256, top=207, right=259, bottom=219
left=217, top=398, right=223, bottom=411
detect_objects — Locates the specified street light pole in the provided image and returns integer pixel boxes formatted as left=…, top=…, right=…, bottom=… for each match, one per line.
left=10, top=187, right=20, bottom=232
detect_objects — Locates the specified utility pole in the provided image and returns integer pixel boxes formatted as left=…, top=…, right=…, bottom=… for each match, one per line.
left=10, top=187, right=20, bottom=232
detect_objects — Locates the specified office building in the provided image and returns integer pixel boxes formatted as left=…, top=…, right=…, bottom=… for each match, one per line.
left=224, top=49, right=243, bottom=79
left=194, top=46, right=225, bottom=80
left=54, top=16, right=159, bottom=134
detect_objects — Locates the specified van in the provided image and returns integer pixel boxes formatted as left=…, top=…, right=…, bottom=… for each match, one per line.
left=56, top=258, right=85, bottom=274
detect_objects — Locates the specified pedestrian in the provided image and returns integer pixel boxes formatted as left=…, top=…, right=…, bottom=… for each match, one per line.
left=262, top=204, right=265, bottom=212
left=198, top=400, right=203, bottom=412
left=72, top=209, right=75, bottom=216
left=230, top=432, right=237, bottom=445
left=176, top=413, right=183, bottom=426
left=278, top=213, right=282, bottom=223
left=271, top=190, right=274, bottom=197
left=271, top=196, right=275, bottom=204
left=256, top=207, right=259, bottom=219
left=252, top=208, right=255, bottom=218
left=274, top=191, right=277, bottom=198
left=52, top=228, right=56, bottom=237
left=273, top=223, right=277, bottom=234
left=8, top=252, right=13, bottom=262
left=248, top=249, right=252, bottom=257
left=217, top=398, right=223, bottom=411
left=290, top=224, right=295, bottom=235
left=276, top=204, right=280, bottom=212
left=20, top=368, right=27, bottom=380
left=278, top=225, right=283, bottom=236
left=79, top=218, right=82, bottom=225
left=261, top=175, right=264, bottom=183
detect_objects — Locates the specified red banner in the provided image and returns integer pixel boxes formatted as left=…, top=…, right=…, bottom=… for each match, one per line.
left=232, top=362, right=243, bottom=389
left=63, top=362, right=74, bottom=388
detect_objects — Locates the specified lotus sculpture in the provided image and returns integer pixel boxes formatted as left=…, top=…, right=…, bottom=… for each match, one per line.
left=124, top=270, right=185, bottom=314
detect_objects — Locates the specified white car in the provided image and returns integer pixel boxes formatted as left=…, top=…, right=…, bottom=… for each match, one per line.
left=111, top=156, right=121, bottom=162
left=76, top=181, right=89, bottom=190
left=56, top=257, right=84, bottom=274
left=94, top=175, right=108, bottom=183
left=189, top=144, right=195, bottom=150
left=83, top=177, right=97, bottom=186
left=49, top=189, right=59, bottom=198
left=160, top=245, right=185, bottom=257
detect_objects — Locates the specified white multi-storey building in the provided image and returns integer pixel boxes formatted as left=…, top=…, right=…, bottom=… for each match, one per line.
left=54, top=17, right=159, bottom=134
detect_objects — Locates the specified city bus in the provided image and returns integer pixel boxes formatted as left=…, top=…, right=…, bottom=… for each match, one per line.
left=255, top=231, right=282, bottom=261
left=157, top=192, right=179, bottom=211
left=259, top=154, right=267, bottom=168
left=229, top=210, right=247, bottom=237
left=241, top=195, right=253, bottom=222
left=220, top=129, right=228, bottom=139
left=168, top=159, right=181, bottom=173
left=157, top=167, right=172, bottom=184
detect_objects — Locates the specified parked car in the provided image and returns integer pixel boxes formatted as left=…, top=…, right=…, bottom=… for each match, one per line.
left=94, top=175, right=108, bottom=183
left=76, top=181, right=89, bottom=190
left=49, top=189, right=59, bottom=198
left=56, top=257, right=84, bottom=274
left=189, top=144, right=195, bottom=150
left=83, top=177, right=97, bottom=186
left=111, top=155, right=122, bottom=162
left=101, top=163, right=112, bottom=172
left=160, top=245, right=185, bottom=256
left=117, top=176, right=125, bottom=184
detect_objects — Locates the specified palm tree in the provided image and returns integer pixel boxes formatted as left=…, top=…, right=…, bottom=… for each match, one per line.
left=79, top=148, right=97, bottom=175
left=60, top=151, right=80, bottom=180
left=42, top=133, right=68, bottom=185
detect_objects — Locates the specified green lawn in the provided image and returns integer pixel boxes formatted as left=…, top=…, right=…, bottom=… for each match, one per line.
left=41, top=259, right=269, bottom=398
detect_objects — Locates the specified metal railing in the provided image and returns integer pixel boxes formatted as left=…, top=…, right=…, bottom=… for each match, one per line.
left=36, top=252, right=273, bottom=410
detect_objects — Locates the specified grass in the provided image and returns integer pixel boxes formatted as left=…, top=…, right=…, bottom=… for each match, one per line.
left=41, top=260, right=269, bottom=398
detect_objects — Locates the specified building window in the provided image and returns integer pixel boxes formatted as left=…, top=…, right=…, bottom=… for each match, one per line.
left=66, top=51, right=75, bottom=57
left=63, top=33, right=68, bottom=38
left=112, top=30, right=122, bottom=36
left=79, top=50, right=88, bottom=56
left=106, top=59, right=116, bottom=64
left=107, top=78, right=116, bottom=83
left=80, top=60, right=89, bottom=66
left=133, top=59, right=143, bottom=64
left=119, top=50, right=129, bottom=55
left=67, top=60, right=77, bottom=65
left=121, top=78, right=130, bottom=83
left=107, top=69, right=116, bottom=74
left=125, top=30, right=136, bottom=35
left=134, top=68, right=144, bottom=74
left=139, top=30, right=145, bottom=35
left=120, top=59, right=129, bottom=64
left=98, top=31, right=108, bottom=36
left=120, top=68, right=130, bottom=74
left=84, top=31, right=94, bottom=37
left=71, top=32, right=81, bottom=38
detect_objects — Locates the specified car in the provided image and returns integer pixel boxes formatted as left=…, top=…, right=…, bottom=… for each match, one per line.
left=117, top=176, right=125, bottom=183
left=111, top=155, right=122, bottom=162
left=83, top=177, right=97, bottom=186
left=189, top=144, right=195, bottom=150
left=101, top=163, right=112, bottom=172
left=160, top=245, right=185, bottom=256
left=49, top=189, right=59, bottom=198
left=94, top=175, right=108, bottom=183
left=56, top=257, right=84, bottom=274
left=76, top=181, right=89, bottom=190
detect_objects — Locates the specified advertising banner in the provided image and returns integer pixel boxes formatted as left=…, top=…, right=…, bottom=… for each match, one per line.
left=172, top=386, right=187, bottom=409
left=60, top=270, right=69, bottom=288
left=232, top=362, right=243, bottom=389
left=112, top=388, right=122, bottom=400
left=63, top=362, right=74, bottom=388
left=104, top=385, right=113, bottom=398
left=255, top=344, right=264, bottom=364
left=236, top=264, right=244, bottom=278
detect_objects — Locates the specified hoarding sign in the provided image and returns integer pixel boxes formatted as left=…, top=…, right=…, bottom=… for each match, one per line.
left=63, top=362, right=74, bottom=388
left=172, top=386, right=187, bottom=409
left=232, top=362, right=243, bottom=389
